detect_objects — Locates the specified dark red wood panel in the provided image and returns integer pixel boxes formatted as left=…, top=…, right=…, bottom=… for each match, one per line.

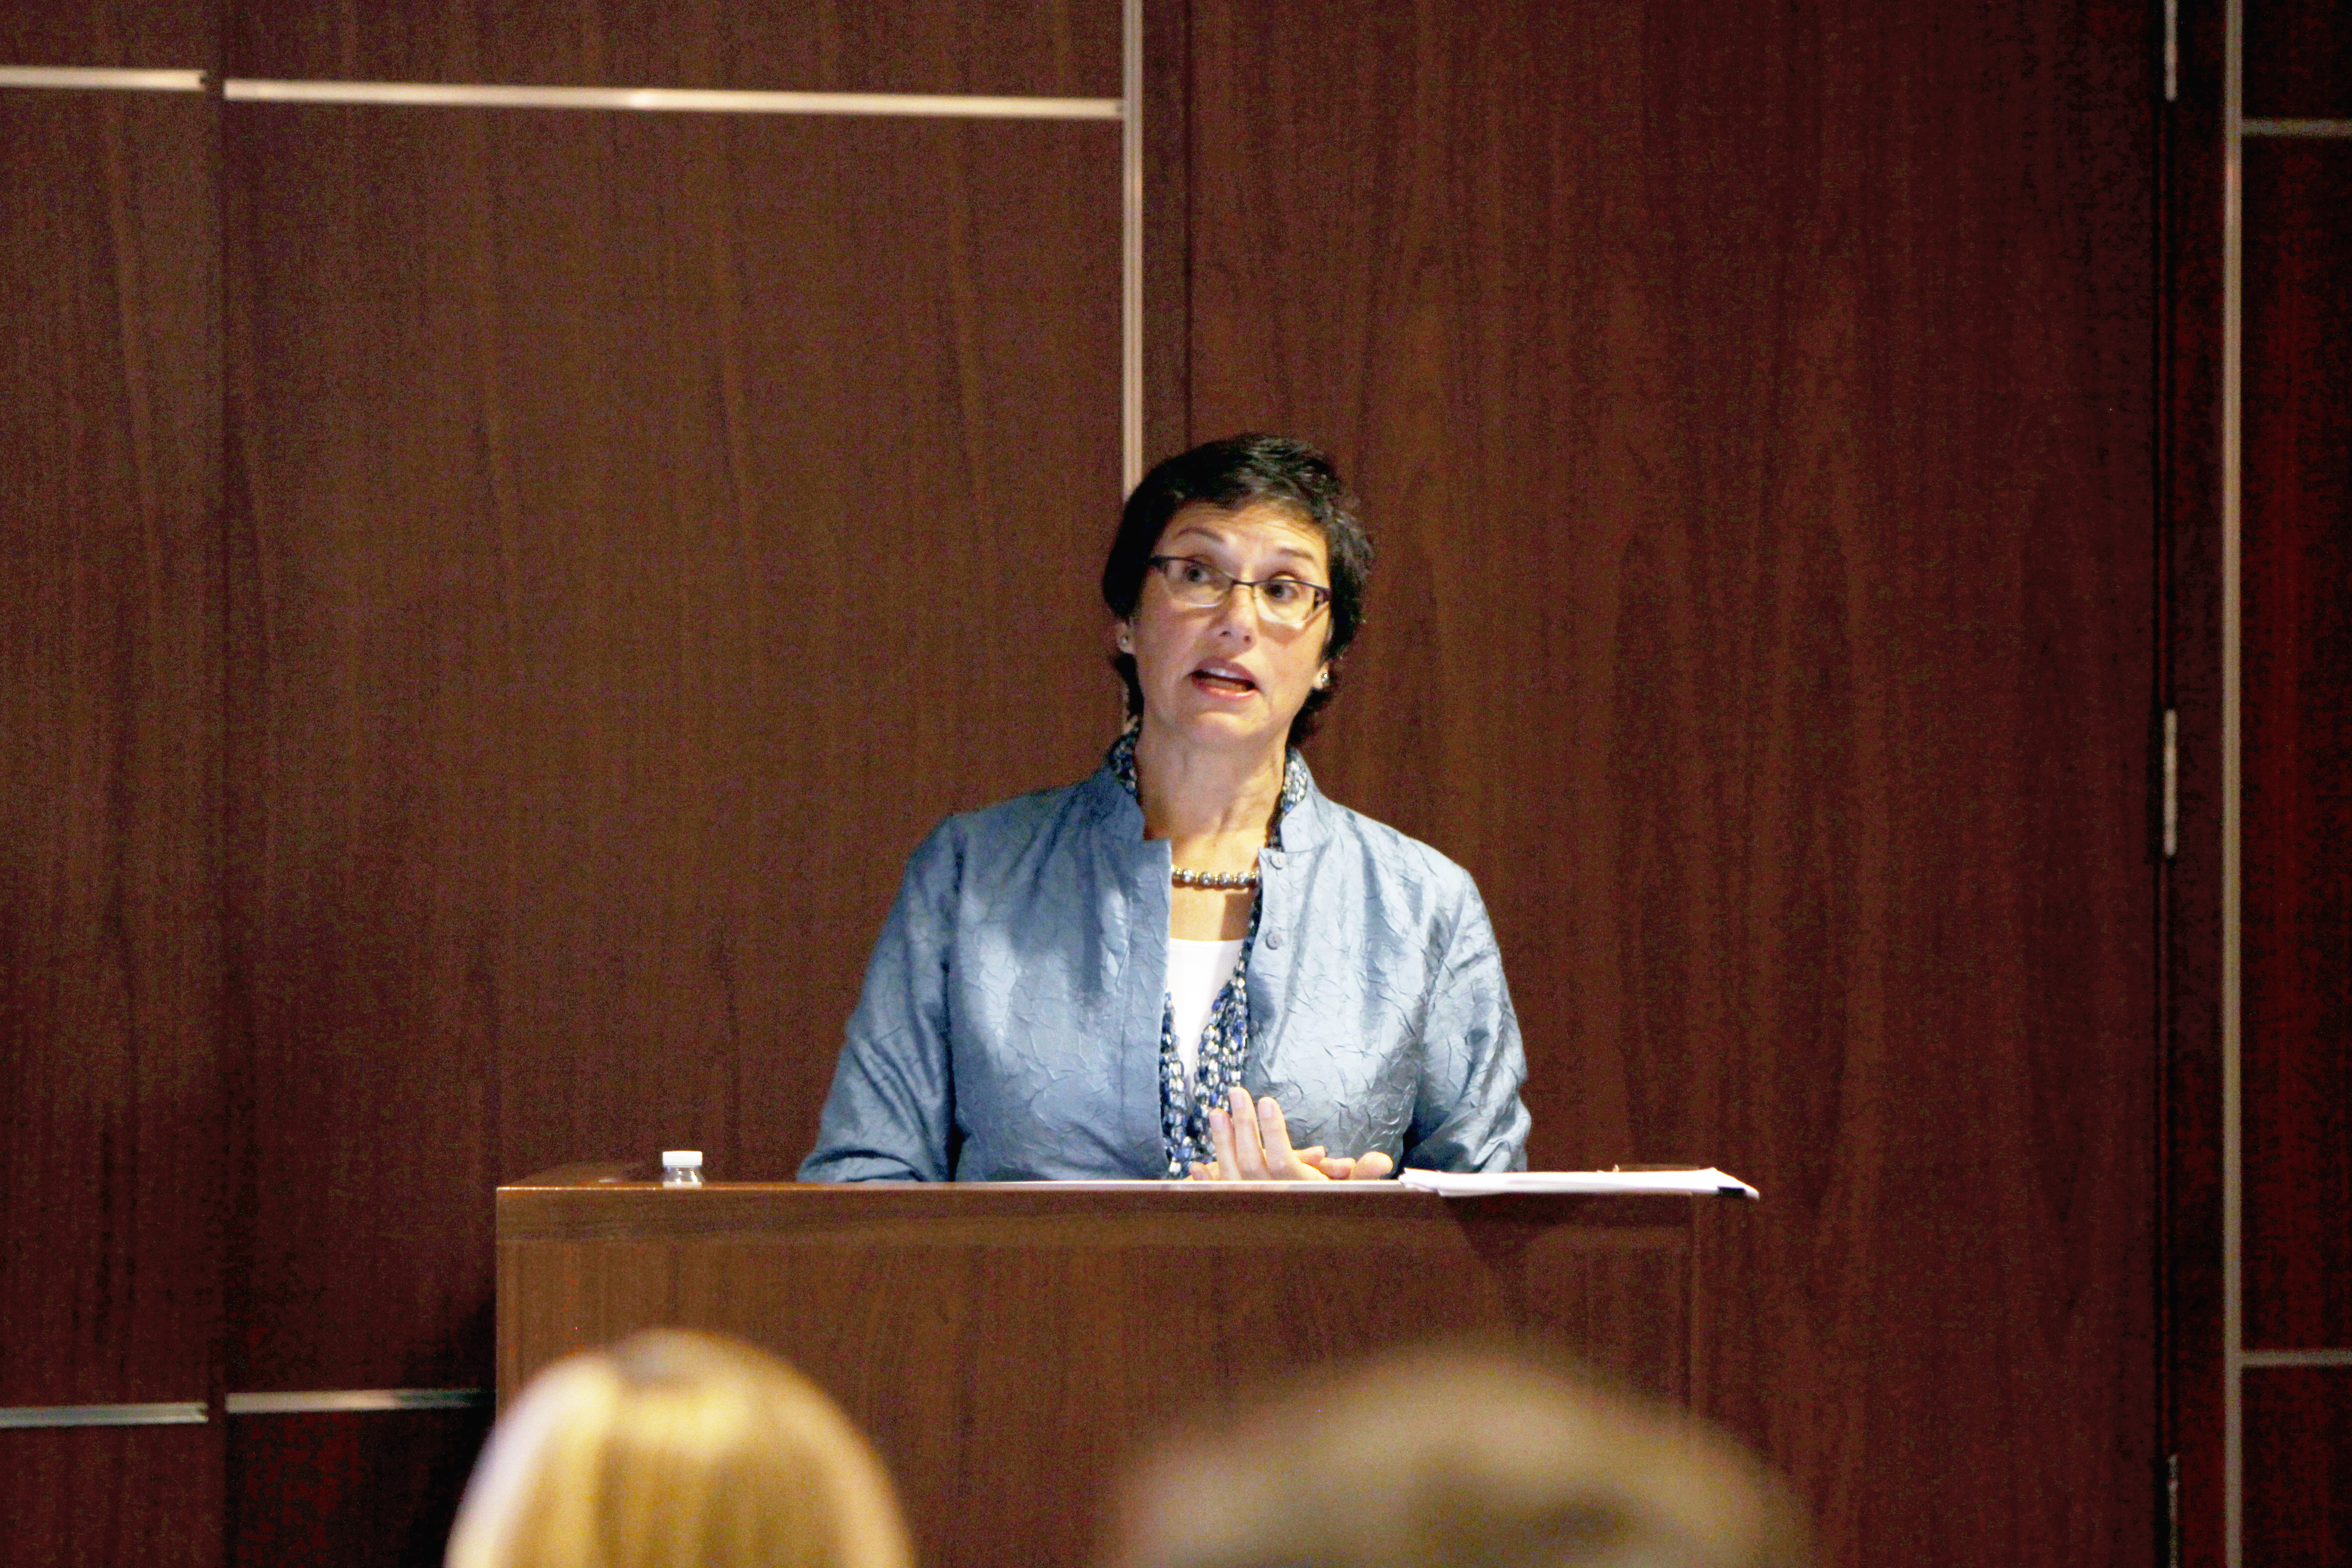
left=226, top=1410, right=493, bottom=1568
left=224, top=101, right=1121, bottom=1390
left=226, top=0, right=1119, bottom=98
left=2244, top=0, right=2352, bottom=121
left=0, top=90, right=222, bottom=1407
left=2243, top=1366, right=2352, bottom=1567
left=0, top=1, right=213, bottom=70
left=2242, top=139, right=2352, bottom=1354
left=0, top=1425, right=224, bottom=1568
left=1176, top=1, right=2156, bottom=1565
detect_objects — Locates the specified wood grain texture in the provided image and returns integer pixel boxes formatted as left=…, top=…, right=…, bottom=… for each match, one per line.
left=223, top=102, right=1121, bottom=1390
left=2241, top=139, right=2352, bottom=1353
left=0, top=1424, right=224, bottom=1568
left=2243, top=1366, right=2352, bottom=1567
left=226, top=1409, right=493, bottom=1568
left=225, top=0, right=1120, bottom=97
left=0, top=0, right=213, bottom=70
left=1176, top=1, right=2157, bottom=1564
left=0, top=91, right=223, bottom=1407
left=2243, top=0, right=2352, bottom=121
left=499, top=1183, right=1700, bottom=1568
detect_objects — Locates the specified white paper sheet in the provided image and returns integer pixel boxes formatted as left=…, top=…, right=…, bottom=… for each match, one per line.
left=1395, top=1167, right=1760, bottom=1199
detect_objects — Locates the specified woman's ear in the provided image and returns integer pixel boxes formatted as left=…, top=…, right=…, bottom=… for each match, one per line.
left=1313, top=664, right=1330, bottom=689
left=1116, top=623, right=1134, bottom=653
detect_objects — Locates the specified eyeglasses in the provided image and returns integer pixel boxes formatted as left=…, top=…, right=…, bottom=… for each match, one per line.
left=1146, top=555, right=1332, bottom=629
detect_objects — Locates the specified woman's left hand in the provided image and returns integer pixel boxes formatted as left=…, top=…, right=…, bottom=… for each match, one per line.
left=1189, top=1087, right=1397, bottom=1181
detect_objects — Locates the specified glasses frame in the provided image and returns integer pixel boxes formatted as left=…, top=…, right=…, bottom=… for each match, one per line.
left=1144, top=554, right=1332, bottom=629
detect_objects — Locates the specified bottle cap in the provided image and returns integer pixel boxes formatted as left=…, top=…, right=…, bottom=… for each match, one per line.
left=660, top=1150, right=703, bottom=1169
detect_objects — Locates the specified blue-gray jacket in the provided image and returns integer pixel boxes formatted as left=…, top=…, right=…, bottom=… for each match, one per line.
left=799, top=757, right=1531, bottom=1181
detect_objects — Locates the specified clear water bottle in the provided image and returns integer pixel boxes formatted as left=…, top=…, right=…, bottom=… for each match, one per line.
left=660, top=1150, right=704, bottom=1187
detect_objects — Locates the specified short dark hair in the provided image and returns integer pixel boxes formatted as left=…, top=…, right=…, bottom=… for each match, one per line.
left=1101, top=434, right=1374, bottom=745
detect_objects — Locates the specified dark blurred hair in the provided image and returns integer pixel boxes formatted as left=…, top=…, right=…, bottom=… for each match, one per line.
left=1102, top=434, right=1374, bottom=746
left=1110, top=1343, right=1812, bottom=1568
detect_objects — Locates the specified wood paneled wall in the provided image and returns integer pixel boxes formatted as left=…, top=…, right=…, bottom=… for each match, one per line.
left=2242, top=138, right=2352, bottom=1357
left=2243, top=0, right=2352, bottom=121
left=2239, top=136, right=2352, bottom=1561
left=0, top=3, right=213, bottom=72
left=1160, top=2, right=2157, bottom=1565
left=223, top=101, right=1121, bottom=1390
left=2163, top=2, right=2352, bottom=1556
left=224, top=0, right=1118, bottom=95
left=2244, top=1366, right=2352, bottom=1564
left=211, top=5, right=1120, bottom=1560
left=0, top=82, right=225, bottom=1568
left=224, top=1407, right=492, bottom=1566
left=9, top=0, right=2179, bottom=1564
left=0, top=1426, right=223, bottom=1568
left=7, top=2, right=1120, bottom=1563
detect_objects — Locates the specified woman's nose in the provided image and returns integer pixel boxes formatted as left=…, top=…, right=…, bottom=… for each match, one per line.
left=1209, top=585, right=1260, bottom=639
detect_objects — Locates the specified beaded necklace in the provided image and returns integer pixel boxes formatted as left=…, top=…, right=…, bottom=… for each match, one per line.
left=1106, top=728, right=1309, bottom=1176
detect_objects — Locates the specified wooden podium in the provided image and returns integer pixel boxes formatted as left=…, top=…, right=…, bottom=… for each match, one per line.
left=497, top=1175, right=1709, bottom=1568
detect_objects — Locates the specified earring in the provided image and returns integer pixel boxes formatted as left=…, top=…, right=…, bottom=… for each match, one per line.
left=1118, top=631, right=1132, bottom=652
left=1313, top=669, right=1330, bottom=689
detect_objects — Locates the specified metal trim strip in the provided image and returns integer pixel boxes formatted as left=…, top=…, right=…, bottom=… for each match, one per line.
left=219, top=79, right=1122, bottom=120
left=2241, top=1349, right=2352, bottom=1368
left=0, top=1402, right=207, bottom=1429
left=2165, top=0, right=2179, bottom=102
left=0, top=66, right=205, bottom=92
left=225, top=1388, right=490, bottom=1414
left=2241, top=118, right=2352, bottom=138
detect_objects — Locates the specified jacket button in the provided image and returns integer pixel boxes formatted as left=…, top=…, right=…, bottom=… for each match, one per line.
left=1264, top=929, right=1284, bottom=951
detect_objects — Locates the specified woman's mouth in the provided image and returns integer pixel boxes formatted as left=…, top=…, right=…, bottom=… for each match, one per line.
left=1190, top=663, right=1258, bottom=698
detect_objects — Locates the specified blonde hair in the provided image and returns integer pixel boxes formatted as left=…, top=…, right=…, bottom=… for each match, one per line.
left=447, top=1330, right=911, bottom=1568
left=1110, top=1344, right=1809, bottom=1568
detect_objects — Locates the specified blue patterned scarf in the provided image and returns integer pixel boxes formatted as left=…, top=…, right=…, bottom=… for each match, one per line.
left=1107, top=729, right=1310, bottom=1177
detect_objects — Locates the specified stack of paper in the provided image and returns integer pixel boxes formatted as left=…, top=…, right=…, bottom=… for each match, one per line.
left=1396, top=1168, right=1759, bottom=1199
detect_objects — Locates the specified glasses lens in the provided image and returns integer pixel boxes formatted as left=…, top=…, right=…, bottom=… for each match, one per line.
left=1160, top=557, right=1231, bottom=607
left=1154, top=558, right=1327, bottom=627
left=1254, top=579, right=1324, bottom=626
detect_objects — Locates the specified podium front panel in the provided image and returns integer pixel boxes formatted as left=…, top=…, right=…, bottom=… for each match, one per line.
left=498, top=1182, right=1696, bottom=1568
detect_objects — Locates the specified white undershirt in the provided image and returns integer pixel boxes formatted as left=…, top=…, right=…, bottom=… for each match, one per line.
left=1166, top=936, right=1246, bottom=1082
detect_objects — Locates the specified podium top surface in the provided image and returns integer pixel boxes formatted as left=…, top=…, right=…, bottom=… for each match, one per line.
left=496, top=1175, right=1706, bottom=1246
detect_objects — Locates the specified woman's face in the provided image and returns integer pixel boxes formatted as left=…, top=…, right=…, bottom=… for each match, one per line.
left=1123, top=501, right=1333, bottom=758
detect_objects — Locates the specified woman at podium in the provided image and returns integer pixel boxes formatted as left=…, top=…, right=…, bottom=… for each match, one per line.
left=801, top=436, right=1529, bottom=1182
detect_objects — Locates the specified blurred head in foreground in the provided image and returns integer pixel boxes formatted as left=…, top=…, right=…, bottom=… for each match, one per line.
left=1108, top=1344, right=1808, bottom=1568
left=446, top=1329, right=911, bottom=1568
